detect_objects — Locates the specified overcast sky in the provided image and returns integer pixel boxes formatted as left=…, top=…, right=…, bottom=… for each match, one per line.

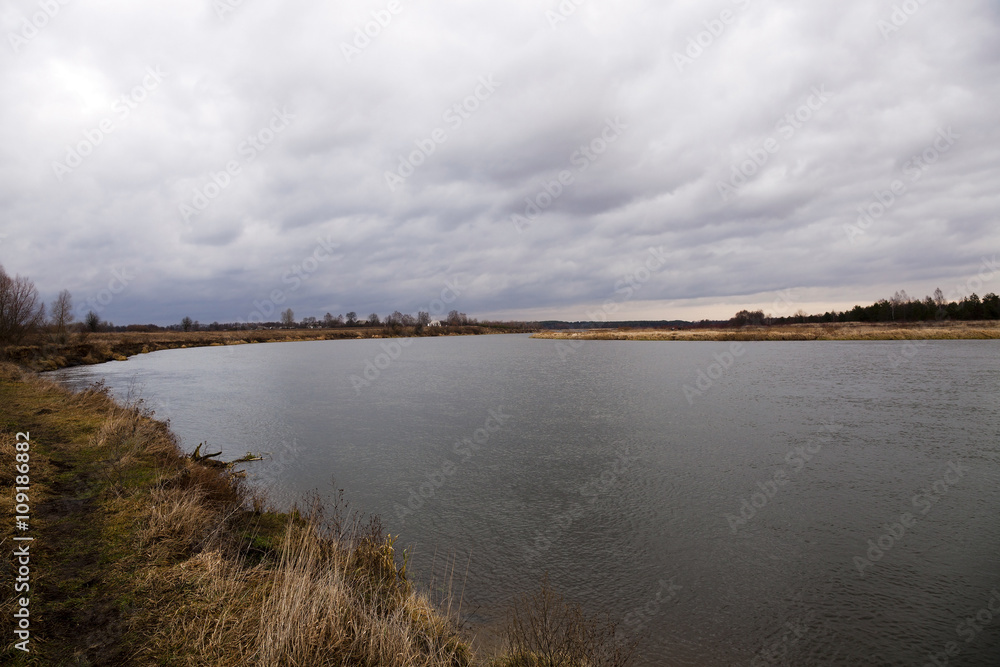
left=1, top=0, right=998, bottom=325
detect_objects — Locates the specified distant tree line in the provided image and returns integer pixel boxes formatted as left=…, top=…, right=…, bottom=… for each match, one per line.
left=0, top=264, right=530, bottom=343
left=9, top=262, right=995, bottom=347
left=540, top=320, right=693, bottom=330
left=168, top=309, right=490, bottom=333
left=730, top=288, right=1000, bottom=326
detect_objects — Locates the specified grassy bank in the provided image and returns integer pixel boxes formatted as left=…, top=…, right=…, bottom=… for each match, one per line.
left=0, top=363, right=474, bottom=665
left=1, top=364, right=635, bottom=665
left=3, top=325, right=534, bottom=372
left=532, top=320, right=1000, bottom=342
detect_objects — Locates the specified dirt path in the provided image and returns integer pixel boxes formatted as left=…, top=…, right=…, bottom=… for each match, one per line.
left=1, top=374, right=129, bottom=665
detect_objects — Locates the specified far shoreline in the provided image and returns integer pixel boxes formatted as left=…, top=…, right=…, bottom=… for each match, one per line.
left=531, top=320, right=1000, bottom=342
left=4, top=325, right=536, bottom=372
left=6, top=321, right=998, bottom=374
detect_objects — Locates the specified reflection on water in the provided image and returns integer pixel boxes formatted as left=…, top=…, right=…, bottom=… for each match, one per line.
left=51, top=336, right=1000, bottom=665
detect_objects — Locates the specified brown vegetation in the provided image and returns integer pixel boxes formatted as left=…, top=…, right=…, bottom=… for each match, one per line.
left=533, top=320, right=1000, bottom=342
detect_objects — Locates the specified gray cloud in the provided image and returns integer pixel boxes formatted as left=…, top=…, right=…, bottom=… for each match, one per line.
left=1, top=0, right=998, bottom=325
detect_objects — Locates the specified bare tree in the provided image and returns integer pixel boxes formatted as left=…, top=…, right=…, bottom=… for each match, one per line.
left=417, top=311, right=430, bottom=326
left=85, top=310, right=101, bottom=332
left=933, top=287, right=946, bottom=307
left=897, top=289, right=909, bottom=320
left=0, top=266, right=45, bottom=344
left=345, top=311, right=358, bottom=326
left=367, top=312, right=380, bottom=326
left=281, top=308, right=295, bottom=326
left=890, top=290, right=908, bottom=321
left=50, top=289, right=74, bottom=337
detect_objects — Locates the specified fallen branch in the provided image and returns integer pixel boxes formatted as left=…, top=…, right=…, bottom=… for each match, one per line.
left=189, top=442, right=264, bottom=468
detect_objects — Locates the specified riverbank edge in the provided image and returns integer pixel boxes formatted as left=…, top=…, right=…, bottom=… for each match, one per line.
left=3, top=325, right=536, bottom=373
left=0, top=362, right=480, bottom=665
left=531, top=321, right=1000, bottom=342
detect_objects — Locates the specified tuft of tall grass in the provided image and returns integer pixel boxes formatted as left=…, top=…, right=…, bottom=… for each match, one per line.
left=142, top=486, right=217, bottom=559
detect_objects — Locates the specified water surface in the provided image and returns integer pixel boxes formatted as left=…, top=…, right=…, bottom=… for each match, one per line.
left=51, top=335, right=1000, bottom=665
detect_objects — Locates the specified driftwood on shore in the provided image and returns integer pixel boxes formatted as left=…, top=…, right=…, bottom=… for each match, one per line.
left=190, top=442, right=264, bottom=469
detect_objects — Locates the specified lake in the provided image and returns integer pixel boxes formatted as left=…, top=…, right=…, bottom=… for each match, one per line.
left=50, top=334, right=1000, bottom=665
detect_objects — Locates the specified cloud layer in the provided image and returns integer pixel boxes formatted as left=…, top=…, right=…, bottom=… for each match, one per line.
left=1, top=0, right=998, bottom=324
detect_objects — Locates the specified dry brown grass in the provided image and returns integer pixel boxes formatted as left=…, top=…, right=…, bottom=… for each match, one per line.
left=136, top=507, right=472, bottom=666
left=142, top=486, right=218, bottom=558
left=251, top=521, right=469, bottom=667
left=123, top=425, right=473, bottom=665
left=533, top=320, right=1000, bottom=342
